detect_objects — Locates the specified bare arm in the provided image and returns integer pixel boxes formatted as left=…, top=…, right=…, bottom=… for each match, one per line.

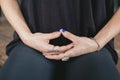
left=95, top=8, right=120, bottom=49
left=0, top=0, right=73, bottom=53
left=0, top=0, right=31, bottom=40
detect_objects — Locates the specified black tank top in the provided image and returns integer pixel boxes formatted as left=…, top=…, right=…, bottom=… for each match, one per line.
left=7, top=0, right=118, bottom=63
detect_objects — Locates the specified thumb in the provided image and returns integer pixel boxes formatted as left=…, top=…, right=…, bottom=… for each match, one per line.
left=47, top=31, right=61, bottom=39
left=61, top=29, right=78, bottom=41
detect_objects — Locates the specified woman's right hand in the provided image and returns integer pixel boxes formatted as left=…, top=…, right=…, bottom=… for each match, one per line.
left=21, top=32, right=73, bottom=53
left=21, top=32, right=60, bottom=53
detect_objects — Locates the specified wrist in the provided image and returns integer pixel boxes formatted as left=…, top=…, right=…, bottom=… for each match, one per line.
left=19, top=31, right=33, bottom=42
left=90, top=38, right=101, bottom=51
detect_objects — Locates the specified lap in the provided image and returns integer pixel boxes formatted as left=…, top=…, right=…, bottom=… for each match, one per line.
left=0, top=41, right=120, bottom=80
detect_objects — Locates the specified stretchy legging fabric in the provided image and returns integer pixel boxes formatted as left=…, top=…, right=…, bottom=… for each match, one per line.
left=0, top=41, right=120, bottom=80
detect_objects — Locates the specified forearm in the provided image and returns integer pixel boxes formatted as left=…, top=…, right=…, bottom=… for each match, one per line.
left=0, top=0, right=32, bottom=40
left=94, top=8, right=120, bottom=49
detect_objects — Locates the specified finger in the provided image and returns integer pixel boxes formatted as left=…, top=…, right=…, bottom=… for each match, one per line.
left=43, top=43, right=74, bottom=54
left=58, top=43, right=74, bottom=52
left=43, top=51, right=62, bottom=55
left=61, top=30, right=78, bottom=41
left=44, top=53, right=65, bottom=60
left=42, top=44, right=55, bottom=52
left=44, top=48, right=75, bottom=60
left=42, top=46, right=68, bottom=55
left=46, top=32, right=61, bottom=39
left=46, top=45, right=60, bottom=53
left=43, top=46, right=60, bottom=55
left=63, top=48, right=75, bottom=58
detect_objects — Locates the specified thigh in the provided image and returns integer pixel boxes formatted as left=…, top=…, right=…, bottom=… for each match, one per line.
left=0, top=42, right=57, bottom=80
left=64, top=48, right=120, bottom=80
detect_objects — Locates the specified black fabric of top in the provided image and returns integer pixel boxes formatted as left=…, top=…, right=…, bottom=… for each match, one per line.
left=6, top=0, right=118, bottom=64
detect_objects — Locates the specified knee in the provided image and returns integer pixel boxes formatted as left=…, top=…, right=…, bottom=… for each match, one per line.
left=68, top=48, right=115, bottom=68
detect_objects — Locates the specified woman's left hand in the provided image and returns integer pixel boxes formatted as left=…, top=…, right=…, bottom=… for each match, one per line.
left=43, top=30, right=99, bottom=60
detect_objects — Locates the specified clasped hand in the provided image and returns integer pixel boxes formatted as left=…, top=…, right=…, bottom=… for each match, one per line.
left=23, top=29, right=98, bottom=60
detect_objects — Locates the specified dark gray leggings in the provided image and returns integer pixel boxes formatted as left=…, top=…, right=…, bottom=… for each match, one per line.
left=0, top=42, right=120, bottom=80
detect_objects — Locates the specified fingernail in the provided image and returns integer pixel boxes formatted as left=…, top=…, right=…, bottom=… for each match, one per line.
left=71, top=46, right=74, bottom=48
left=61, top=28, right=66, bottom=32
left=57, top=29, right=61, bottom=32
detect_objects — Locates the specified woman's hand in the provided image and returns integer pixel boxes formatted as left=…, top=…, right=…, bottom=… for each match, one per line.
left=22, top=32, right=60, bottom=53
left=44, top=30, right=99, bottom=60
left=22, top=32, right=73, bottom=54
